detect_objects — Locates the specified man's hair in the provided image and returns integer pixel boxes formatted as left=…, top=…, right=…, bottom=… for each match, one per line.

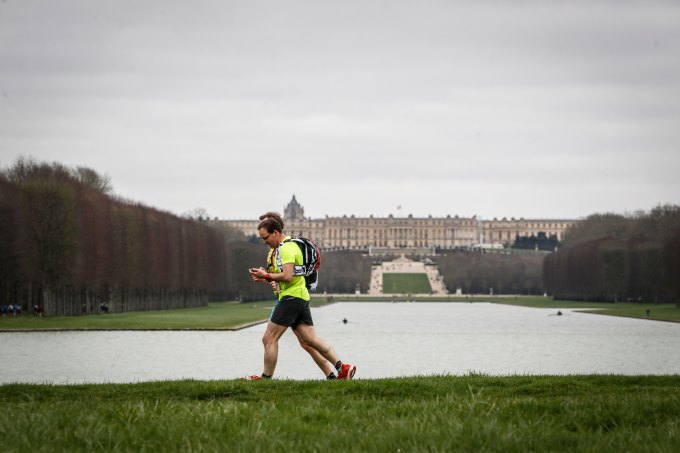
left=258, top=211, right=284, bottom=233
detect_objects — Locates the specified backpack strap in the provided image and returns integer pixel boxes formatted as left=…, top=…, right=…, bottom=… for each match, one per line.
left=283, top=237, right=320, bottom=290
left=283, top=238, right=309, bottom=276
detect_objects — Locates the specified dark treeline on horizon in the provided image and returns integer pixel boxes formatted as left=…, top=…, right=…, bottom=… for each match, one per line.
left=0, top=158, right=225, bottom=316
left=545, top=206, right=680, bottom=303
left=0, top=158, right=384, bottom=310
left=2, top=158, right=678, bottom=315
left=195, top=206, right=680, bottom=303
left=513, top=232, right=560, bottom=252
left=317, top=250, right=373, bottom=294
left=435, top=250, right=545, bottom=295
left=211, top=238, right=375, bottom=301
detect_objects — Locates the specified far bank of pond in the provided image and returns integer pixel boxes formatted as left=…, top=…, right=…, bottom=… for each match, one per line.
left=1, top=296, right=678, bottom=331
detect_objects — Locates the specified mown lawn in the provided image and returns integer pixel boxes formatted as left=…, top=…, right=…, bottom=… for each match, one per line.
left=382, top=273, right=432, bottom=294
left=2, top=375, right=679, bottom=452
left=584, top=303, right=680, bottom=322
left=485, top=297, right=680, bottom=322
left=0, top=301, right=283, bottom=331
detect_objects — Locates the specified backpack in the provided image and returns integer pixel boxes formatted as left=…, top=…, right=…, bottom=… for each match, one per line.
left=283, top=237, right=321, bottom=290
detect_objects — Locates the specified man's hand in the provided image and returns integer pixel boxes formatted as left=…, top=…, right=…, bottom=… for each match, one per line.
left=249, top=267, right=267, bottom=282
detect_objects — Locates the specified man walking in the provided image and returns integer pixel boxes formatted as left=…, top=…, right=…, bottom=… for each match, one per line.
left=248, top=213, right=356, bottom=380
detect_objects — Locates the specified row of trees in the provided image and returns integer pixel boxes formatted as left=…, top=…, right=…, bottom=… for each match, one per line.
left=221, top=240, right=273, bottom=302
left=218, top=236, right=546, bottom=299
left=6, top=159, right=677, bottom=312
left=544, top=205, right=680, bottom=302
left=0, top=158, right=378, bottom=313
left=234, top=247, right=545, bottom=297
left=0, top=159, right=225, bottom=316
left=215, top=243, right=375, bottom=301
left=315, top=250, right=373, bottom=294
left=512, top=232, right=559, bottom=251
left=435, top=250, right=545, bottom=295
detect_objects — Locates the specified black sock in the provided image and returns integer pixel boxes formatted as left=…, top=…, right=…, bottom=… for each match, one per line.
left=335, top=361, right=342, bottom=371
left=261, top=373, right=272, bottom=379
left=327, top=372, right=337, bottom=380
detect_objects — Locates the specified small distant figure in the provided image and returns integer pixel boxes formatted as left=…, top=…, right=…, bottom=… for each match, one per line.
left=646, top=309, right=650, bottom=318
left=33, top=304, right=44, bottom=317
left=0, top=304, right=7, bottom=316
left=99, top=302, right=109, bottom=314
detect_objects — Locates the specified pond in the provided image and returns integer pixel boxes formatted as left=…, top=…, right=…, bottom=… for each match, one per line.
left=1, top=302, right=678, bottom=384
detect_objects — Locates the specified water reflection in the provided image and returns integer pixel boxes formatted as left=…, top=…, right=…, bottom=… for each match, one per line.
left=1, top=302, right=678, bottom=384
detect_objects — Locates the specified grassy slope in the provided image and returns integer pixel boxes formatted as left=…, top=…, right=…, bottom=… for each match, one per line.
left=2, top=375, right=679, bottom=452
left=0, top=301, right=277, bottom=331
left=487, top=297, right=680, bottom=322
left=382, top=273, right=432, bottom=294
left=581, top=304, right=680, bottom=322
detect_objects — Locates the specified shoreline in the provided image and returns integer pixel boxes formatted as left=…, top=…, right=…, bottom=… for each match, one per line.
left=0, top=318, right=269, bottom=333
left=2, top=297, right=678, bottom=331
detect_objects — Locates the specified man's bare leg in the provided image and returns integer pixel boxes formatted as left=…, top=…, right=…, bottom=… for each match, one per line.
left=294, top=323, right=339, bottom=365
left=261, top=321, right=288, bottom=376
left=293, top=328, right=334, bottom=377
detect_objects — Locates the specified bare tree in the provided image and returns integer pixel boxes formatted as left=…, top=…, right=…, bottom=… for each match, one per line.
left=183, top=207, right=210, bottom=222
left=72, top=166, right=113, bottom=195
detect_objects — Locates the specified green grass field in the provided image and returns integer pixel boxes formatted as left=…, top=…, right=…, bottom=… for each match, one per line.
left=0, top=301, right=282, bottom=331
left=315, top=295, right=680, bottom=322
left=382, top=273, right=432, bottom=294
left=583, top=304, right=680, bottom=322
left=486, top=297, right=680, bottom=322
left=2, top=375, right=679, bottom=452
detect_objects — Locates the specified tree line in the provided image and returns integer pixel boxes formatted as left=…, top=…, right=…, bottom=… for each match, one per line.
left=7, top=159, right=677, bottom=312
left=512, top=232, right=559, bottom=251
left=544, top=205, right=680, bottom=303
left=315, top=250, right=373, bottom=294
left=434, top=250, right=546, bottom=295
left=197, top=231, right=545, bottom=299
left=213, top=237, right=375, bottom=301
left=0, top=157, right=379, bottom=314
left=0, top=158, right=225, bottom=316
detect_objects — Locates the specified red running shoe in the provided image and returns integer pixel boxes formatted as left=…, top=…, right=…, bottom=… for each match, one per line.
left=240, top=375, right=262, bottom=381
left=337, top=363, right=356, bottom=380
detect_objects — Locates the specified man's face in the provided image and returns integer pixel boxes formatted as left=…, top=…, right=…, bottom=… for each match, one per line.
left=259, top=228, right=278, bottom=247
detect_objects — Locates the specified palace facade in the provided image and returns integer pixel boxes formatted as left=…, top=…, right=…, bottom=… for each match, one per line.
left=215, top=195, right=577, bottom=253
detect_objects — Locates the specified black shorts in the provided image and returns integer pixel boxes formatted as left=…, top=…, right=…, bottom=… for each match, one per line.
left=270, top=296, right=313, bottom=329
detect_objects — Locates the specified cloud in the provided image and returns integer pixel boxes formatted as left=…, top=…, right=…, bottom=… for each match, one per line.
left=1, top=0, right=679, bottom=220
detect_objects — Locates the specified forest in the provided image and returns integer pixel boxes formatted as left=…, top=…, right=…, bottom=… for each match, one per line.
left=0, top=159, right=225, bottom=316
left=214, top=238, right=375, bottom=301
left=3, top=158, right=678, bottom=316
left=159, top=206, right=680, bottom=304
left=435, top=250, right=546, bottom=295
left=0, top=158, right=380, bottom=312
left=544, top=206, right=680, bottom=302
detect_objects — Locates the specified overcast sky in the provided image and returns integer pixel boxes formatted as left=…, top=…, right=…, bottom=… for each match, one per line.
left=1, top=0, right=678, bottom=221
